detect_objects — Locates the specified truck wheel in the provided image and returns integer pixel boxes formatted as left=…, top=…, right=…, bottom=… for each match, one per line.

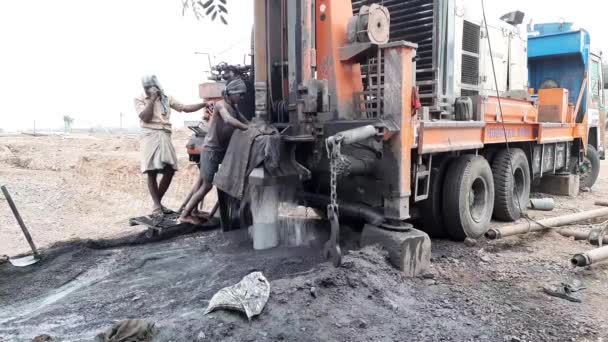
left=418, top=157, right=454, bottom=238
left=492, top=148, right=530, bottom=221
left=442, top=155, right=495, bottom=240
left=580, top=145, right=600, bottom=189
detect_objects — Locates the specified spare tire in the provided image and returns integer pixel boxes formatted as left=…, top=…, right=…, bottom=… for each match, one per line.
left=442, top=155, right=495, bottom=240
left=492, top=148, right=531, bottom=221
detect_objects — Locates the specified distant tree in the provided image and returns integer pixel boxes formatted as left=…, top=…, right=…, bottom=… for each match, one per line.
left=181, top=0, right=228, bottom=24
left=63, top=115, right=74, bottom=133
left=603, top=63, right=608, bottom=89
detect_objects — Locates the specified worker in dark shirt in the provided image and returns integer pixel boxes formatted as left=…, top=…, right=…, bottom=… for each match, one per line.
left=179, top=78, right=249, bottom=224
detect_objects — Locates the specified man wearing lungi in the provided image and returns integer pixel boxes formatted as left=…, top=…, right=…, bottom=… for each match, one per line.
left=134, top=75, right=208, bottom=217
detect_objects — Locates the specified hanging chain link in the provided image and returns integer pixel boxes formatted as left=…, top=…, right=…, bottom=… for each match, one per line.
left=326, top=137, right=347, bottom=212
left=324, top=137, right=345, bottom=266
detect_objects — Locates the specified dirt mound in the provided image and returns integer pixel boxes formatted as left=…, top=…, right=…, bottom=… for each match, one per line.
left=0, top=132, right=211, bottom=256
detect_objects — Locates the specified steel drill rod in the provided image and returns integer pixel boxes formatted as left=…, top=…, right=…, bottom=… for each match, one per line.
left=1, top=185, right=40, bottom=257
left=571, top=245, right=608, bottom=267
left=558, top=228, right=608, bottom=244
left=485, top=207, right=608, bottom=240
left=334, top=125, right=378, bottom=145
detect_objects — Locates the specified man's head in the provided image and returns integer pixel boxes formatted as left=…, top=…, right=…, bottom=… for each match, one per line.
left=224, top=78, right=247, bottom=105
left=142, top=75, right=163, bottom=98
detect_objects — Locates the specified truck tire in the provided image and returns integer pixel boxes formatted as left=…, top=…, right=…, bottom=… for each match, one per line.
left=442, top=155, right=495, bottom=240
left=492, top=148, right=531, bottom=221
left=580, top=145, right=600, bottom=189
left=418, top=157, right=454, bottom=238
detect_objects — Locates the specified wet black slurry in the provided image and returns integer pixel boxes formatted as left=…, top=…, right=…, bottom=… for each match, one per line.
left=1, top=225, right=606, bottom=341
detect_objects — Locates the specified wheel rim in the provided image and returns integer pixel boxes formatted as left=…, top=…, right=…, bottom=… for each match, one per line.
left=512, top=167, right=525, bottom=209
left=579, top=157, right=592, bottom=185
left=469, top=178, right=487, bottom=223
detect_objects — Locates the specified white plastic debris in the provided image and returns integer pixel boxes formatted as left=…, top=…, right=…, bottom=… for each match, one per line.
left=204, top=272, right=270, bottom=320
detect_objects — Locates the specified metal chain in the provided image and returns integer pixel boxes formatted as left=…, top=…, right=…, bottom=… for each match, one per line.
left=326, top=137, right=346, bottom=212
left=325, top=137, right=344, bottom=266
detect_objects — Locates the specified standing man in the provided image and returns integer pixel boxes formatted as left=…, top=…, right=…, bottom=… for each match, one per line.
left=179, top=78, right=250, bottom=224
left=135, top=74, right=208, bottom=217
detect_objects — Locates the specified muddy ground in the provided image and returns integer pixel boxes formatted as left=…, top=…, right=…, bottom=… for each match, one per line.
left=1, top=133, right=608, bottom=341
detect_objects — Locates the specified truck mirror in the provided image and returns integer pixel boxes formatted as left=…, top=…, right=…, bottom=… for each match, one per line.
left=500, top=11, right=525, bottom=26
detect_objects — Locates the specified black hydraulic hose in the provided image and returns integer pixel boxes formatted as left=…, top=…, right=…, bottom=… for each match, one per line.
left=301, top=192, right=385, bottom=226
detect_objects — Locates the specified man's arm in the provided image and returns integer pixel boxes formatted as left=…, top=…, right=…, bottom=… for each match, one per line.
left=135, top=96, right=157, bottom=123
left=169, top=96, right=207, bottom=113
left=237, top=112, right=250, bottom=125
left=216, top=103, right=249, bottom=130
left=181, top=103, right=207, bottom=113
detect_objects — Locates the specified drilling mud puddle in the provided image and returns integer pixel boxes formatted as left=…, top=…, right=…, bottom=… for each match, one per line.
left=1, top=218, right=607, bottom=341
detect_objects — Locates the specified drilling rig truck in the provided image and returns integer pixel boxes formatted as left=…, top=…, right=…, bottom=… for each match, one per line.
left=189, top=0, right=605, bottom=272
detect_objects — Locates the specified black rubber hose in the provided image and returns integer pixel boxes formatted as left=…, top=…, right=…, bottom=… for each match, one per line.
left=301, top=193, right=385, bottom=226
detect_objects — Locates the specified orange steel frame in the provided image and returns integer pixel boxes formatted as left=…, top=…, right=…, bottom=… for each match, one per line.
left=417, top=96, right=587, bottom=155
left=311, top=0, right=586, bottom=216
left=313, top=0, right=586, bottom=159
left=315, top=0, right=364, bottom=119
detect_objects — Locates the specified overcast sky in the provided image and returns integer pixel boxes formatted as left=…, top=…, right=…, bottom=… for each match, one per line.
left=0, top=0, right=605, bottom=131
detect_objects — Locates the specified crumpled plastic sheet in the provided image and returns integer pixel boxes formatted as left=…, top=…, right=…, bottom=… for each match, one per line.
left=204, top=271, right=270, bottom=320
left=94, top=319, right=158, bottom=342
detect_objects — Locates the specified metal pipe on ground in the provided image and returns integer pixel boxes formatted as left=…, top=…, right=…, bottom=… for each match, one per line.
left=595, top=201, right=608, bottom=207
left=571, top=245, right=608, bottom=267
left=301, top=193, right=384, bottom=226
left=558, top=228, right=608, bottom=245
left=528, top=198, right=555, bottom=211
left=485, top=207, right=608, bottom=240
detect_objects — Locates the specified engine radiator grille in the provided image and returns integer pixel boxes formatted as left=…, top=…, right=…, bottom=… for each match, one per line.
left=461, top=20, right=480, bottom=89
left=352, top=0, right=439, bottom=109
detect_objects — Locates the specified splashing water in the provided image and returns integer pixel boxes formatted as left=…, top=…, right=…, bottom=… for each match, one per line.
left=249, top=185, right=280, bottom=250
left=248, top=185, right=321, bottom=249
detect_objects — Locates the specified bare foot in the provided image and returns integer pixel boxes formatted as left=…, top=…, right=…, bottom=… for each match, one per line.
left=179, top=215, right=201, bottom=225
left=161, top=205, right=175, bottom=214
left=151, top=206, right=163, bottom=217
left=193, top=210, right=210, bottom=220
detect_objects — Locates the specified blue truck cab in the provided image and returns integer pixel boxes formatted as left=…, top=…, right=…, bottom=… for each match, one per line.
left=528, top=22, right=605, bottom=160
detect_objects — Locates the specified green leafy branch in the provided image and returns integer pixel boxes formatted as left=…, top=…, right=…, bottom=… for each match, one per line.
left=182, top=0, right=228, bottom=25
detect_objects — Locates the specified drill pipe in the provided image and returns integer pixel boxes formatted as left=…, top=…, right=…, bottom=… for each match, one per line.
left=253, top=0, right=268, bottom=122
left=571, top=245, right=608, bottom=267
left=559, top=228, right=608, bottom=245
left=485, top=207, right=608, bottom=240
left=328, top=125, right=378, bottom=146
